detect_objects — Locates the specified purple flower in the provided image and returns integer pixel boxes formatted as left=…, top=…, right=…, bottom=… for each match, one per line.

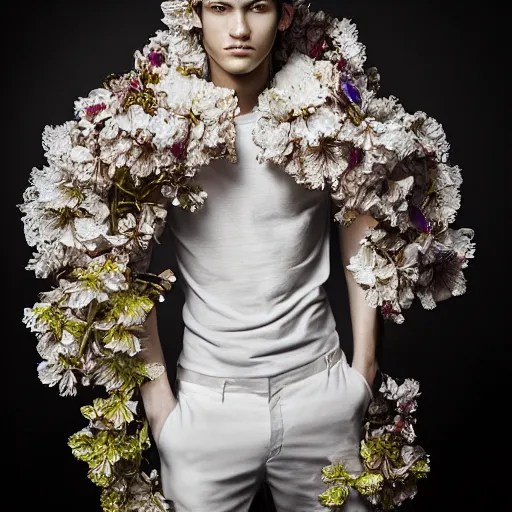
left=340, top=80, right=361, bottom=104
left=408, top=205, right=432, bottom=233
left=148, top=50, right=165, bottom=67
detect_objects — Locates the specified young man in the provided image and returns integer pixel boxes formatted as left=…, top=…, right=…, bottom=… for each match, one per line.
left=141, top=1, right=379, bottom=510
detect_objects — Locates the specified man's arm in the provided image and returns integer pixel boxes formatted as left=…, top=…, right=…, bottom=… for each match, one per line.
left=135, top=186, right=178, bottom=441
left=338, top=214, right=379, bottom=387
left=139, top=293, right=177, bottom=441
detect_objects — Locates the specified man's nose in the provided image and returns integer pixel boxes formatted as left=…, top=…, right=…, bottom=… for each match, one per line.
left=229, top=13, right=251, bottom=39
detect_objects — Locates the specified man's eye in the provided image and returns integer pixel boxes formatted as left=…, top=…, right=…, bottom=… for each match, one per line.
left=252, top=4, right=266, bottom=11
left=211, top=5, right=226, bottom=13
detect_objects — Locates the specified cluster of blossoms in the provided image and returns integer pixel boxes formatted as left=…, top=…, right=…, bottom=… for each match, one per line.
left=19, top=1, right=473, bottom=510
left=319, top=375, right=430, bottom=510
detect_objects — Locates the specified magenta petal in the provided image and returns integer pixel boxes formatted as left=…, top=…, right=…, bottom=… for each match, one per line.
left=148, top=50, right=164, bottom=67
left=171, top=141, right=186, bottom=160
left=85, top=102, right=106, bottom=118
left=348, top=147, right=364, bottom=168
left=336, top=57, right=347, bottom=71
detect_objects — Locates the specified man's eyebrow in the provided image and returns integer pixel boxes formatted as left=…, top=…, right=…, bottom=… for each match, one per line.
left=204, top=0, right=269, bottom=7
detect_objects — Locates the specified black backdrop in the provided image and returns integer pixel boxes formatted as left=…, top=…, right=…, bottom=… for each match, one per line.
left=5, top=1, right=506, bottom=511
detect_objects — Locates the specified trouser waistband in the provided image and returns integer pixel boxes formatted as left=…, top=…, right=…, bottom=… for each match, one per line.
left=176, top=345, right=344, bottom=400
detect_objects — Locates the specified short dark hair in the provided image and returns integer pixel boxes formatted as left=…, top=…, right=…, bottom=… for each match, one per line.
left=275, top=0, right=285, bottom=17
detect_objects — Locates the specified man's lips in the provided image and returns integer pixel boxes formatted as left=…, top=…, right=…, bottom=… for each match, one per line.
left=224, top=45, right=254, bottom=50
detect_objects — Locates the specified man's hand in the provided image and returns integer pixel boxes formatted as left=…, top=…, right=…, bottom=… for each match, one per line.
left=141, top=371, right=178, bottom=443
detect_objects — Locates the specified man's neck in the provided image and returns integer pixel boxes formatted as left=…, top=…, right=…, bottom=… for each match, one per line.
left=208, top=58, right=272, bottom=115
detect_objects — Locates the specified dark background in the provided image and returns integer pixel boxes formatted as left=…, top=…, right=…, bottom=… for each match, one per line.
left=6, top=1, right=506, bottom=510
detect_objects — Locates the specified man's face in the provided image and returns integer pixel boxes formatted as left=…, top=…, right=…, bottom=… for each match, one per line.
left=200, top=1, right=281, bottom=76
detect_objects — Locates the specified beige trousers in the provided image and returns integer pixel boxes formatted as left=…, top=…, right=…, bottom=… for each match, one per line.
left=157, top=346, right=373, bottom=512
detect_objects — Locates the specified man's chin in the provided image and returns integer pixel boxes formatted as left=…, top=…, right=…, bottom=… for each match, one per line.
left=221, top=64, right=259, bottom=76
left=208, top=54, right=270, bottom=82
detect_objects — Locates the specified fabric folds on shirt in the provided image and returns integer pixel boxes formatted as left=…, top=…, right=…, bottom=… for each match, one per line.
left=167, top=109, right=340, bottom=378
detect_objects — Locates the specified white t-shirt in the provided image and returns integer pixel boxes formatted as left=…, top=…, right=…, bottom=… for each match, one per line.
left=167, top=109, right=340, bottom=378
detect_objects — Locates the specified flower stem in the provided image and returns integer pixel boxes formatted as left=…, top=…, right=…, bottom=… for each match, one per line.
left=78, top=299, right=99, bottom=358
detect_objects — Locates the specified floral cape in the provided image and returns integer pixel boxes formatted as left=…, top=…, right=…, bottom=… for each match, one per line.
left=19, top=1, right=474, bottom=510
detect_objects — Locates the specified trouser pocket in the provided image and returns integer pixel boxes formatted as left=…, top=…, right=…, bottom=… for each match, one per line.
left=347, top=365, right=374, bottom=401
left=156, top=399, right=181, bottom=447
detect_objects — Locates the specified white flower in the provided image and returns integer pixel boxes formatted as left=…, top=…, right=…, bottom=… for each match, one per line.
left=147, top=107, right=189, bottom=152
left=274, top=1, right=332, bottom=66
left=330, top=146, right=399, bottom=225
left=152, top=68, right=238, bottom=168
left=52, top=260, right=129, bottom=310
left=91, top=356, right=129, bottom=392
left=295, top=106, right=344, bottom=147
left=263, top=51, right=338, bottom=117
left=37, top=360, right=62, bottom=387
left=37, top=122, right=100, bottom=187
left=116, top=104, right=153, bottom=135
left=160, top=0, right=202, bottom=31
left=346, top=243, right=399, bottom=305
left=345, top=229, right=427, bottom=323
left=416, top=227, right=475, bottom=308
left=58, top=279, right=110, bottom=309
left=37, top=361, right=78, bottom=397
left=25, top=243, right=92, bottom=279
left=84, top=396, right=139, bottom=429
left=98, top=268, right=130, bottom=294
left=20, top=174, right=114, bottom=255
left=337, top=114, right=416, bottom=163
left=365, top=95, right=408, bottom=123
left=326, top=17, right=367, bottom=73
left=404, top=110, right=451, bottom=163
left=380, top=374, right=421, bottom=411
left=23, top=303, right=52, bottom=333
left=99, top=105, right=168, bottom=185
left=73, top=193, right=113, bottom=249
left=255, top=53, right=346, bottom=189
left=373, top=176, right=415, bottom=230
left=104, top=330, right=142, bottom=357
left=124, top=470, right=171, bottom=511
left=36, top=331, right=65, bottom=361
left=99, top=115, right=143, bottom=174
left=20, top=168, right=73, bottom=248
left=41, top=121, right=77, bottom=167
left=425, top=163, right=463, bottom=224
left=26, top=303, right=86, bottom=359
left=117, top=203, right=168, bottom=252
left=293, top=107, right=346, bottom=188
left=253, top=117, right=293, bottom=166
left=169, top=187, right=209, bottom=212
left=68, top=145, right=100, bottom=185
left=134, top=28, right=206, bottom=76
left=74, top=88, right=119, bottom=130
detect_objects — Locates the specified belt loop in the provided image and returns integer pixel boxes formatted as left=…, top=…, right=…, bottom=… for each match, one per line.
left=221, top=379, right=227, bottom=403
left=324, top=353, right=332, bottom=378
